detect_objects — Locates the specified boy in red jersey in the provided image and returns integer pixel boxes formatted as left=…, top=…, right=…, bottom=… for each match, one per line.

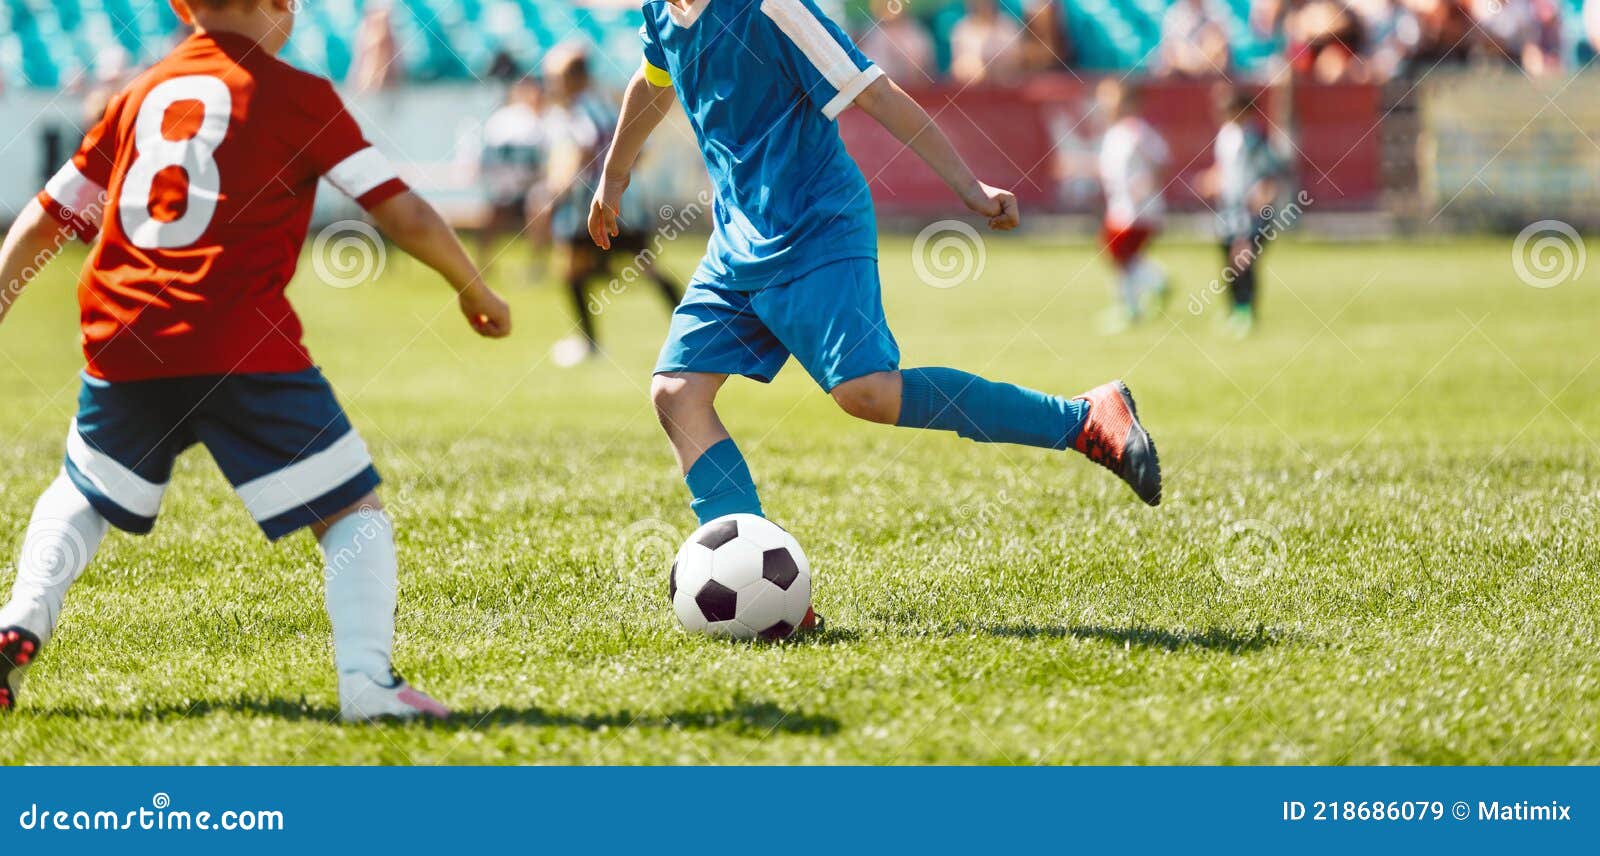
left=0, top=0, right=511, bottom=721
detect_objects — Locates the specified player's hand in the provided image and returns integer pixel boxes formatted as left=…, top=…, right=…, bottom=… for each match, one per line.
left=587, top=174, right=630, bottom=250
left=963, top=183, right=1020, bottom=231
left=459, top=282, right=512, bottom=339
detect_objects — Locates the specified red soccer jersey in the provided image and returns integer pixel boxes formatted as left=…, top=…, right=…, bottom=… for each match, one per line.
left=38, top=30, right=409, bottom=382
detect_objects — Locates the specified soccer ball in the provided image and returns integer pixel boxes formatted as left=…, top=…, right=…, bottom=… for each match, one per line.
left=670, top=514, right=811, bottom=640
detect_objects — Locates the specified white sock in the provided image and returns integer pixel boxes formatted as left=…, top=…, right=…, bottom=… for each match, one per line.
left=319, top=509, right=398, bottom=681
left=1117, top=270, right=1140, bottom=315
left=0, top=473, right=108, bottom=644
left=1130, top=256, right=1167, bottom=297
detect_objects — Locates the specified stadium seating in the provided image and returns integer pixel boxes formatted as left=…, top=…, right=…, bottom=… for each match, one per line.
left=0, top=0, right=1325, bottom=88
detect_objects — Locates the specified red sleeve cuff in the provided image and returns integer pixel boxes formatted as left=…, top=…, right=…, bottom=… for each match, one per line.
left=36, top=191, right=99, bottom=243
left=355, top=178, right=409, bottom=210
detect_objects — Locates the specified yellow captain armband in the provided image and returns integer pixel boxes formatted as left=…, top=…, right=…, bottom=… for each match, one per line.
left=642, top=60, right=673, bottom=88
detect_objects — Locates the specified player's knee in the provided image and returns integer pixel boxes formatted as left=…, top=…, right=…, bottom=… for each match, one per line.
left=831, top=373, right=898, bottom=424
left=651, top=373, right=713, bottom=427
left=311, top=492, right=384, bottom=539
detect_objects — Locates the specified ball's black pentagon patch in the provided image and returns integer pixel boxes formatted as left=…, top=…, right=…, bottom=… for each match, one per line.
left=669, top=560, right=678, bottom=601
left=762, top=548, right=800, bottom=590
left=759, top=621, right=794, bottom=641
left=695, top=519, right=740, bottom=551
left=695, top=579, right=738, bottom=622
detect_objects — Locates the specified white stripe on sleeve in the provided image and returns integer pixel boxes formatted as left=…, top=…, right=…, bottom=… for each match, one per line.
left=821, top=65, right=883, bottom=120
left=235, top=429, right=375, bottom=522
left=45, top=162, right=108, bottom=226
left=324, top=147, right=400, bottom=200
left=761, top=0, right=880, bottom=118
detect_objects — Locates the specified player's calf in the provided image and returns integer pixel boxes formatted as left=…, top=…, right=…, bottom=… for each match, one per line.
left=317, top=493, right=448, bottom=722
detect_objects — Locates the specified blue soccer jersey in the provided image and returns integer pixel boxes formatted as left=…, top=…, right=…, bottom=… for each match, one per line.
left=640, top=0, right=884, bottom=290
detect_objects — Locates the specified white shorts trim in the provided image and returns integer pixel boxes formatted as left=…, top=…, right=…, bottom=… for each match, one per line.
left=65, top=421, right=166, bottom=518
left=235, top=429, right=374, bottom=522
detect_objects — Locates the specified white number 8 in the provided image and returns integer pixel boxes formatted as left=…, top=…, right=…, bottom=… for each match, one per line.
left=120, top=75, right=232, bottom=249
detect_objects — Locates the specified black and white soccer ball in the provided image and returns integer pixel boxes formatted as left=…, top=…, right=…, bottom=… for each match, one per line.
left=670, top=513, right=811, bottom=640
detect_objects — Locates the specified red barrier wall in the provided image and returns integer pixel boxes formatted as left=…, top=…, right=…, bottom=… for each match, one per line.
left=838, top=77, right=1383, bottom=215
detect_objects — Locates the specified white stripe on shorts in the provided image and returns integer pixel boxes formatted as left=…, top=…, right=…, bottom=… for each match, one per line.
left=235, top=429, right=374, bottom=522
left=65, top=421, right=166, bottom=518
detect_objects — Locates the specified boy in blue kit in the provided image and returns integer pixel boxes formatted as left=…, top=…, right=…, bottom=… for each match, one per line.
left=589, top=0, right=1161, bottom=558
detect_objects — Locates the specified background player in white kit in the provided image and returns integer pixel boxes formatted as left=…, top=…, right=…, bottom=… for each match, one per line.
left=1096, top=79, right=1171, bottom=334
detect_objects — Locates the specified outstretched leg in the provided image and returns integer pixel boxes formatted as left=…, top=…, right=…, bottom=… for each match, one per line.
left=830, top=370, right=1161, bottom=505
left=0, top=473, right=109, bottom=710
left=652, top=372, right=763, bottom=524
left=313, top=493, right=448, bottom=722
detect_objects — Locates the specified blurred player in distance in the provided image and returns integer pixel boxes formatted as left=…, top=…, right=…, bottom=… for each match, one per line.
left=476, top=74, right=552, bottom=274
left=543, top=43, right=683, bottom=368
left=1202, top=86, right=1290, bottom=338
left=1095, top=78, right=1171, bottom=334
left=592, top=0, right=1162, bottom=612
left=0, top=0, right=511, bottom=721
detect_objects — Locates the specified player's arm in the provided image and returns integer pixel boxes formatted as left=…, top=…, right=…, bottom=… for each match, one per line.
left=0, top=200, right=74, bottom=327
left=367, top=192, right=511, bottom=338
left=0, top=199, right=79, bottom=327
left=852, top=76, right=1019, bottom=231
left=589, top=67, right=676, bottom=250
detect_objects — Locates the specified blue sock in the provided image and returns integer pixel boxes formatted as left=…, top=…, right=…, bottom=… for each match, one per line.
left=684, top=438, right=764, bottom=524
left=896, top=367, right=1088, bottom=450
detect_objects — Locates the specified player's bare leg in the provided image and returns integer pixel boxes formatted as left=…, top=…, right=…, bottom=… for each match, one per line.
left=0, top=474, right=109, bottom=711
left=313, top=492, right=448, bottom=722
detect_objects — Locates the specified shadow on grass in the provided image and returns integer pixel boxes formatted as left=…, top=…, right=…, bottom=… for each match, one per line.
left=981, top=623, right=1284, bottom=653
left=38, top=698, right=841, bottom=735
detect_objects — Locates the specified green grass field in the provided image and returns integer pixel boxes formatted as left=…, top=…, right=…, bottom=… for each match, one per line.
left=0, top=231, right=1595, bottom=764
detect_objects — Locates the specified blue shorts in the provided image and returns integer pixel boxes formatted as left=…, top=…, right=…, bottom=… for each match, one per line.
left=63, top=368, right=381, bottom=541
left=655, top=258, right=900, bottom=391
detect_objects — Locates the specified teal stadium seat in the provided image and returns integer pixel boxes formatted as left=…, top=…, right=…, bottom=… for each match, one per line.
left=0, top=0, right=1577, bottom=88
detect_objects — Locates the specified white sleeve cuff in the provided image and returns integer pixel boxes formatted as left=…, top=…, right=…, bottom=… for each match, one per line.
left=325, top=147, right=400, bottom=200
left=821, top=65, right=884, bottom=121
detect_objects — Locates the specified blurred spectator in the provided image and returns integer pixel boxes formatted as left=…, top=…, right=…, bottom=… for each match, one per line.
left=949, top=0, right=1024, bottom=85
left=1156, top=0, right=1234, bottom=77
left=477, top=77, right=549, bottom=271
left=858, top=0, right=938, bottom=85
left=1589, top=0, right=1600, bottom=57
left=1403, top=0, right=1474, bottom=66
left=1020, top=0, right=1076, bottom=72
left=1286, top=0, right=1370, bottom=81
left=351, top=3, right=403, bottom=91
left=1348, top=0, right=1421, bottom=80
left=1468, top=0, right=1560, bottom=71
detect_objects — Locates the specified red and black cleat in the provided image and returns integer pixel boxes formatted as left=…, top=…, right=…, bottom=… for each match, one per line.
left=797, top=606, right=825, bottom=635
left=1073, top=380, right=1162, bottom=506
left=0, top=627, right=40, bottom=712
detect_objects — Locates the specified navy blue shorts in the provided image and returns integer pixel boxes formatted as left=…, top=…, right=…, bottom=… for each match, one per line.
left=63, top=368, right=381, bottom=540
left=654, top=258, right=901, bottom=391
